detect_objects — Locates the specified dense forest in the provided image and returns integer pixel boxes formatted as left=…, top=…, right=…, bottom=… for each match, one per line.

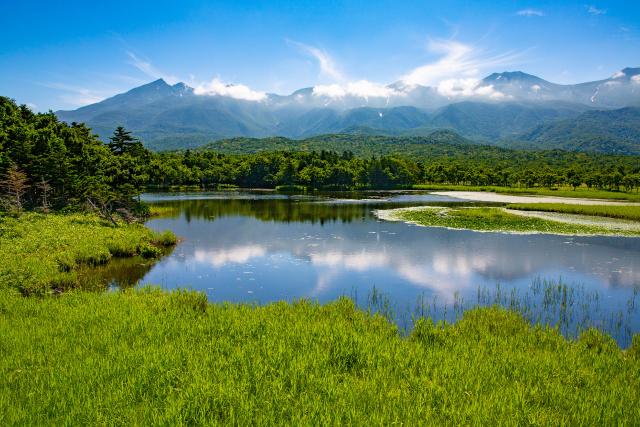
left=0, top=97, right=149, bottom=216
left=2, top=97, right=640, bottom=212
left=149, top=149, right=640, bottom=190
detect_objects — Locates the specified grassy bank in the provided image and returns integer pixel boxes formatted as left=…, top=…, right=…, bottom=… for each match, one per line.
left=380, top=206, right=640, bottom=236
left=413, top=184, right=640, bottom=202
left=508, top=203, right=640, bottom=221
left=0, top=288, right=638, bottom=425
left=0, top=213, right=176, bottom=295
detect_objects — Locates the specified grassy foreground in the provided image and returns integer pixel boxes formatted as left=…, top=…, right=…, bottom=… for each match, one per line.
left=413, top=184, right=640, bottom=202
left=0, top=213, right=176, bottom=295
left=508, top=203, right=640, bottom=221
left=383, top=206, right=640, bottom=236
left=0, top=289, right=638, bottom=425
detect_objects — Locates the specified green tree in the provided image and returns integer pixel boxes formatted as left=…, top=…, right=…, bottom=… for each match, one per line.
left=108, top=127, right=144, bottom=156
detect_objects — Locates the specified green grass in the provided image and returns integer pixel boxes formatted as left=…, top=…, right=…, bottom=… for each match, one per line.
left=0, top=288, right=638, bottom=425
left=149, top=204, right=181, bottom=218
left=390, top=206, right=640, bottom=236
left=413, top=184, right=640, bottom=202
left=0, top=213, right=176, bottom=295
left=508, top=203, right=640, bottom=221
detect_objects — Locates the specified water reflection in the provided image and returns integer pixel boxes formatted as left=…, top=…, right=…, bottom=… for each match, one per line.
left=100, top=191, right=640, bottom=343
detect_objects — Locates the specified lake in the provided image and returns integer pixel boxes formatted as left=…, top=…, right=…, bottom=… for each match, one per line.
left=114, top=191, right=640, bottom=344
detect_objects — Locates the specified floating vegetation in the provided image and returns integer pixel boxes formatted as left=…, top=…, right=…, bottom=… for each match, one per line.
left=377, top=206, right=640, bottom=236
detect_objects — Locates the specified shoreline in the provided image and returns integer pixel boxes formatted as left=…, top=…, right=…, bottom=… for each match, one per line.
left=431, top=191, right=640, bottom=206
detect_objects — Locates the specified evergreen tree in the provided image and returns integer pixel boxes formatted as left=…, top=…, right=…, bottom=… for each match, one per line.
left=108, top=127, right=143, bottom=155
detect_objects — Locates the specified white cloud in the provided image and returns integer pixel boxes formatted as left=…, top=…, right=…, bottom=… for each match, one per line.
left=126, top=51, right=178, bottom=84
left=287, top=39, right=344, bottom=81
left=531, top=84, right=542, bottom=92
left=194, top=246, right=266, bottom=268
left=313, top=80, right=401, bottom=99
left=312, top=83, right=346, bottom=98
left=310, top=251, right=389, bottom=271
left=126, top=50, right=266, bottom=101
left=516, top=9, right=544, bottom=17
left=612, top=70, right=625, bottom=78
left=587, top=5, right=606, bottom=15
left=632, top=75, right=640, bottom=83
left=436, top=78, right=505, bottom=99
left=194, top=78, right=267, bottom=101
left=400, top=39, right=522, bottom=88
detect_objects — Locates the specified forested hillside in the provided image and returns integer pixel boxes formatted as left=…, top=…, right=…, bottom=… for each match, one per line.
left=512, top=107, right=640, bottom=154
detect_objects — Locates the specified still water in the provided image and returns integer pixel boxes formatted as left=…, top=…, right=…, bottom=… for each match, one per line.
left=119, top=191, right=640, bottom=344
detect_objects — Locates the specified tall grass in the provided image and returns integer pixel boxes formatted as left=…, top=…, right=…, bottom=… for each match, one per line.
left=0, top=213, right=176, bottom=295
left=361, top=278, right=639, bottom=347
left=0, top=288, right=639, bottom=425
left=508, top=203, right=640, bottom=221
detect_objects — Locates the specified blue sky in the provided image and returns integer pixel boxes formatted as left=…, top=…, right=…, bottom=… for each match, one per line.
left=1, top=0, right=638, bottom=111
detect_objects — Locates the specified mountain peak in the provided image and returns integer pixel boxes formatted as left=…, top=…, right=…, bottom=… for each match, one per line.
left=148, top=78, right=170, bottom=87
left=618, top=67, right=640, bottom=77
left=482, top=71, right=544, bottom=83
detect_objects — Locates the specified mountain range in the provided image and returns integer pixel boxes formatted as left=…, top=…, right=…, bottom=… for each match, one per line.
left=56, top=68, right=640, bottom=153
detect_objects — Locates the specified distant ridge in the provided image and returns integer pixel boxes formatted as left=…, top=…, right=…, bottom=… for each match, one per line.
left=55, top=68, right=640, bottom=152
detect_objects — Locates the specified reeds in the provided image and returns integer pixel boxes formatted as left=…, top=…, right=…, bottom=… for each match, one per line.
left=361, top=278, right=639, bottom=347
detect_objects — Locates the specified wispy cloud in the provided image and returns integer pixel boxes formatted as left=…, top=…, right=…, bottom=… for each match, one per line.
left=399, top=38, right=526, bottom=99
left=586, top=5, right=606, bottom=15
left=516, top=9, right=544, bottom=17
left=126, top=51, right=178, bottom=84
left=400, top=39, right=524, bottom=87
left=286, top=37, right=525, bottom=101
left=286, top=39, right=344, bottom=81
left=288, top=39, right=404, bottom=99
left=39, top=82, right=112, bottom=108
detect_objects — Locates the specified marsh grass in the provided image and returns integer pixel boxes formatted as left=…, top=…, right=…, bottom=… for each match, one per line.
left=0, top=213, right=176, bottom=295
left=149, top=204, right=182, bottom=218
left=359, top=278, right=639, bottom=348
left=0, top=288, right=638, bottom=425
left=392, top=206, right=639, bottom=236
left=413, top=184, right=640, bottom=202
left=508, top=203, right=640, bottom=221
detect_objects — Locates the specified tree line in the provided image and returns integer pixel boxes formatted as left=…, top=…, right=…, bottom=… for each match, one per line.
left=150, top=149, right=640, bottom=191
